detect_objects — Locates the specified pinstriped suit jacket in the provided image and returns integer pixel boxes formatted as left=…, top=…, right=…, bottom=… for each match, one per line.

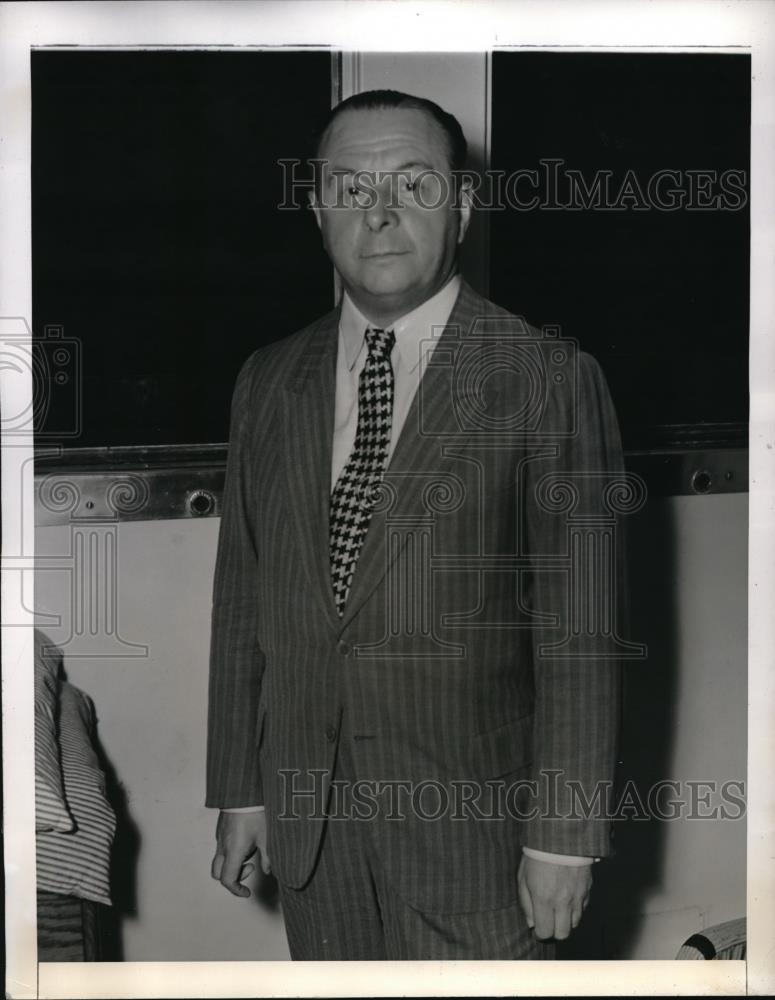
left=206, top=279, right=623, bottom=914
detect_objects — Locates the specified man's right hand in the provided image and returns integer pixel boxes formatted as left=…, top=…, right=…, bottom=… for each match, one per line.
left=210, top=809, right=271, bottom=898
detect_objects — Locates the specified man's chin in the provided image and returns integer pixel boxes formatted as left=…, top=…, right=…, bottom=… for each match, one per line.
left=356, top=271, right=419, bottom=302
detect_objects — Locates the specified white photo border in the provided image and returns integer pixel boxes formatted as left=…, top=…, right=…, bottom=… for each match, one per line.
left=2, top=2, right=772, bottom=997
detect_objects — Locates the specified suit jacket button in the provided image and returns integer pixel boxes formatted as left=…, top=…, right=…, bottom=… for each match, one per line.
left=325, top=725, right=337, bottom=742
left=337, top=641, right=351, bottom=656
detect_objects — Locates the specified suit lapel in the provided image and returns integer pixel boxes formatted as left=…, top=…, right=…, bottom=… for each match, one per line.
left=281, top=309, right=341, bottom=628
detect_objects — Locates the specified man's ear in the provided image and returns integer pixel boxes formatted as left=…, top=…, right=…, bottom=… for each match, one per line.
left=456, top=177, right=473, bottom=245
left=309, top=189, right=323, bottom=230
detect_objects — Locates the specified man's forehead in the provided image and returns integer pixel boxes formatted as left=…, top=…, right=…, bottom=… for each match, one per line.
left=320, top=107, right=448, bottom=167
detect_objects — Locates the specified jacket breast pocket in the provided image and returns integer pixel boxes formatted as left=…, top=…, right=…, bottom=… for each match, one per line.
left=469, top=714, right=533, bottom=779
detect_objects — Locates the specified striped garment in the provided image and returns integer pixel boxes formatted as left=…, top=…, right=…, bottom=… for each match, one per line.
left=36, top=889, right=102, bottom=962
left=36, top=681, right=116, bottom=907
left=34, top=639, right=74, bottom=833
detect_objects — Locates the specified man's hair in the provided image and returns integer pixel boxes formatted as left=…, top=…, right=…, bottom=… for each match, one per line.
left=311, top=89, right=468, bottom=173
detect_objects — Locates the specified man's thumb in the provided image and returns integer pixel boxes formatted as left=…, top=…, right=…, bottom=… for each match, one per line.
left=221, top=858, right=251, bottom=897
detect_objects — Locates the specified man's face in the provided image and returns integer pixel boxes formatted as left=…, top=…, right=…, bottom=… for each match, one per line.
left=311, top=106, right=471, bottom=322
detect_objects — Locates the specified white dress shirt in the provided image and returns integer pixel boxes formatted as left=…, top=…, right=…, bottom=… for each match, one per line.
left=331, top=273, right=462, bottom=487
left=225, top=273, right=595, bottom=866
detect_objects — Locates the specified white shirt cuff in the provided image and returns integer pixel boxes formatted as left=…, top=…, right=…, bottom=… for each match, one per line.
left=522, top=847, right=599, bottom=866
left=222, top=805, right=264, bottom=813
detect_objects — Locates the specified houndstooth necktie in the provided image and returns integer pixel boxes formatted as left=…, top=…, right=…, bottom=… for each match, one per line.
left=330, top=326, right=396, bottom=617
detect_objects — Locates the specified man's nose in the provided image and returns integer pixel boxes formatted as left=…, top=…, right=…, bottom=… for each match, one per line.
left=362, top=181, right=398, bottom=231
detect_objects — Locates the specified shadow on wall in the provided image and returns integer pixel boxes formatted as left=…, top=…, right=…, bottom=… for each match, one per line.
left=557, top=496, right=679, bottom=959
left=253, top=870, right=281, bottom=913
left=88, top=724, right=142, bottom=960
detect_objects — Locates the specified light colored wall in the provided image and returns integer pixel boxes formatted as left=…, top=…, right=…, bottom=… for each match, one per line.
left=34, top=490, right=747, bottom=960
left=35, top=518, right=290, bottom=961
left=599, top=492, right=747, bottom=958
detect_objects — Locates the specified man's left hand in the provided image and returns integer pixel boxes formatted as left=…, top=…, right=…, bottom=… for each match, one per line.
left=517, top=855, right=592, bottom=940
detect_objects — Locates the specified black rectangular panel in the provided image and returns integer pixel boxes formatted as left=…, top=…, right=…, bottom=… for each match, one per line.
left=490, top=52, right=750, bottom=451
left=32, top=50, right=333, bottom=450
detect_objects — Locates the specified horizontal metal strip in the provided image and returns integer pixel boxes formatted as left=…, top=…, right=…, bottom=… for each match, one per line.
left=625, top=448, right=748, bottom=498
left=32, top=447, right=748, bottom=526
left=35, top=466, right=225, bottom=526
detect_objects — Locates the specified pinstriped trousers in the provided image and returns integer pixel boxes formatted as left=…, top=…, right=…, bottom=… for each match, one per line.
left=277, top=715, right=556, bottom=961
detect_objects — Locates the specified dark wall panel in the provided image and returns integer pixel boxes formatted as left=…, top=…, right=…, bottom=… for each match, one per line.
left=490, top=52, right=750, bottom=451
left=33, top=50, right=333, bottom=449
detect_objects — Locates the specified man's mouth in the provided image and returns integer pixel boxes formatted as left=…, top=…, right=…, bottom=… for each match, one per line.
left=361, top=251, right=409, bottom=259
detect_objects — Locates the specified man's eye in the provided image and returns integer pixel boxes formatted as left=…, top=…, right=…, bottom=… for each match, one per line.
left=347, top=185, right=359, bottom=196
left=403, top=178, right=418, bottom=192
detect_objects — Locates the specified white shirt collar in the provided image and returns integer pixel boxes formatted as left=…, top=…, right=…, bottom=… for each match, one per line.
left=339, top=274, right=462, bottom=373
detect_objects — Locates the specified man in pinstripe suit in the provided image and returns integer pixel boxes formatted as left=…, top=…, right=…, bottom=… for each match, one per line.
left=207, top=90, right=624, bottom=959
